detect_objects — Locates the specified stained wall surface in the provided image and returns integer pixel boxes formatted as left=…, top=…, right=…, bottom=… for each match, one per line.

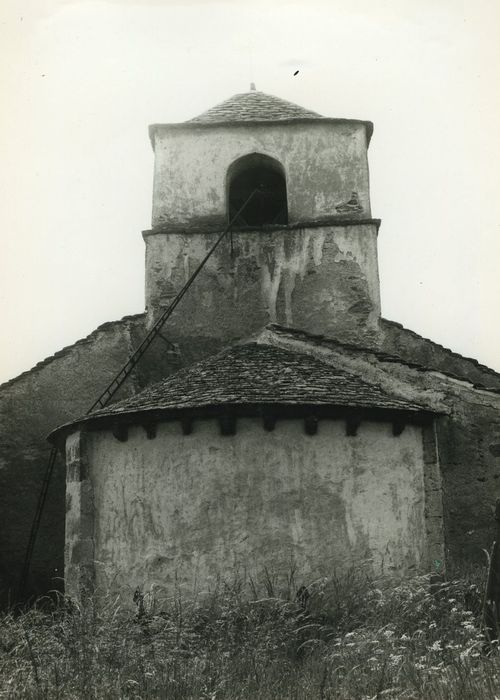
left=0, top=315, right=177, bottom=605
left=262, top=327, right=500, bottom=567
left=150, top=121, right=371, bottom=229
left=72, top=418, right=433, bottom=601
left=145, top=224, right=381, bottom=355
left=377, top=321, right=500, bottom=563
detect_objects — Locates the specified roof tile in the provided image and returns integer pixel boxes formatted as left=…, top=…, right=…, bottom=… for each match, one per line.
left=88, top=342, right=426, bottom=420
left=189, top=90, right=322, bottom=124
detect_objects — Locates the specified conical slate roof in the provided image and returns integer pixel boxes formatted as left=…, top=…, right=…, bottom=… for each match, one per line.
left=188, top=90, right=322, bottom=124
left=84, top=343, right=425, bottom=420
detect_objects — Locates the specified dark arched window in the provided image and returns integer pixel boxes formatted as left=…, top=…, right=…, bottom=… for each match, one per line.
left=227, top=154, right=288, bottom=227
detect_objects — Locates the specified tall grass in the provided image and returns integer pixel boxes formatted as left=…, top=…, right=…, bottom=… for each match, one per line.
left=1, top=568, right=499, bottom=699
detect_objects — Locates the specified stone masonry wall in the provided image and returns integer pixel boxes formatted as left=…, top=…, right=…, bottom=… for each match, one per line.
left=0, top=314, right=177, bottom=606
left=376, top=321, right=500, bottom=563
left=379, top=318, right=500, bottom=391
left=264, top=326, right=500, bottom=567
left=145, top=223, right=382, bottom=364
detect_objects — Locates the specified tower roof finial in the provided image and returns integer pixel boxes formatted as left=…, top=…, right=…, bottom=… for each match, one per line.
left=250, top=82, right=256, bottom=91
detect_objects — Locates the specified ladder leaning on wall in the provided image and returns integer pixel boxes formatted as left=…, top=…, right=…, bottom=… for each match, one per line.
left=16, top=188, right=260, bottom=603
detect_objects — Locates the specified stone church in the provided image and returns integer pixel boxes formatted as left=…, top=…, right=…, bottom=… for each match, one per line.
left=2, top=88, right=500, bottom=604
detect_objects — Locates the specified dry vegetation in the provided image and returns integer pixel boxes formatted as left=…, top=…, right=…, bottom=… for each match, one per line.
left=1, top=568, right=499, bottom=699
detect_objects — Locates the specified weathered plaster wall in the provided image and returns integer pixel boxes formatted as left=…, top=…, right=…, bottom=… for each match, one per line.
left=151, top=122, right=370, bottom=229
left=68, top=417, right=436, bottom=601
left=0, top=314, right=177, bottom=605
left=145, top=224, right=381, bottom=359
left=263, top=327, right=500, bottom=567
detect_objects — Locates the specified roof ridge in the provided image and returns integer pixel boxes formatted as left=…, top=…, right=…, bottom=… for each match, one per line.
left=380, top=318, right=500, bottom=380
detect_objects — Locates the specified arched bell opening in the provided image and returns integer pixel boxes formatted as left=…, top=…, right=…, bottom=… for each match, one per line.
left=227, top=153, right=288, bottom=227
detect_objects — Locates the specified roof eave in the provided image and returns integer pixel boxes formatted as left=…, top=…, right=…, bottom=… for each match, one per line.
left=48, top=402, right=436, bottom=448
left=148, top=118, right=374, bottom=149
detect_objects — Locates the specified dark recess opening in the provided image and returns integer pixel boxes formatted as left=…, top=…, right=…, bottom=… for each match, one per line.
left=228, top=154, right=288, bottom=227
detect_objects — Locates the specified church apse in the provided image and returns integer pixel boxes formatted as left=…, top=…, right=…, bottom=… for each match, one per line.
left=72, top=419, right=431, bottom=601
left=5, top=88, right=500, bottom=606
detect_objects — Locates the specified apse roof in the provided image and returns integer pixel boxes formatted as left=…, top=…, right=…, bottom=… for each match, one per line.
left=50, top=343, right=428, bottom=438
left=188, top=90, right=323, bottom=124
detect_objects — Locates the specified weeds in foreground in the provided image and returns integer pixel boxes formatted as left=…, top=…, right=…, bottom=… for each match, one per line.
left=0, top=569, right=498, bottom=699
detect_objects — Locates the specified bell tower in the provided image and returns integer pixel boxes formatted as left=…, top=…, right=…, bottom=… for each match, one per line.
left=144, top=88, right=381, bottom=362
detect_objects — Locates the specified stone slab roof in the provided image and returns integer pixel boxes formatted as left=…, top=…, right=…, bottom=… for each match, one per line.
left=85, top=342, right=426, bottom=421
left=148, top=89, right=374, bottom=145
left=188, top=90, right=322, bottom=124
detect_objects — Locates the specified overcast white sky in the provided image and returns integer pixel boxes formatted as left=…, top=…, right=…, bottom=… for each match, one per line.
left=1, top=0, right=499, bottom=384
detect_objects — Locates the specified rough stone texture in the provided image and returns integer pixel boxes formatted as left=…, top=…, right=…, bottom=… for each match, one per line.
left=422, top=424, right=445, bottom=573
left=83, top=342, right=425, bottom=421
left=75, top=417, right=435, bottom=603
left=435, top=404, right=500, bottom=566
left=0, top=314, right=177, bottom=605
left=145, top=224, right=382, bottom=357
left=379, top=318, right=500, bottom=391
left=150, top=120, right=371, bottom=229
left=65, top=431, right=94, bottom=597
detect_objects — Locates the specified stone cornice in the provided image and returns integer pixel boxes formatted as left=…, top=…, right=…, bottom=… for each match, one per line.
left=142, top=218, right=381, bottom=239
left=48, top=403, right=435, bottom=448
left=149, top=117, right=374, bottom=148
